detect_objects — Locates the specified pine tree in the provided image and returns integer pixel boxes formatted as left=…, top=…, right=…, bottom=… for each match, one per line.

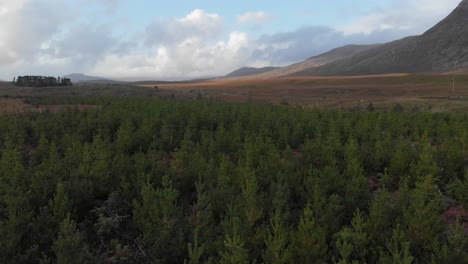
left=49, top=183, right=71, bottom=225
left=0, top=195, right=32, bottom=261
left=343, top=137, right=369, bottom=215
left=378, top=224, right=414, bottom=264
left=452, top=169, right=468, bottom=208
left=53, top=215, right=90, bottom=264
left=219, top=216, right=249, bottom=264
left=431, top=221, right=468, bottom=263
left=239, top=166, right=262, bottom=229
left=335, top=209, right=370, bottom=263
left=404, top=175, right=444, bottom=257
left=0, top=137, right=27, bottom=196
left=367, top=189, right=395, bottom=246
left=132, top=175, right=183, bottom=262
left=408, top=132, right=439, bottom=185
left=292, top=205, right=328, bottom=263
left=186, top=178, right=213, bottom=264
left=263, top=211, right=292, bottom=264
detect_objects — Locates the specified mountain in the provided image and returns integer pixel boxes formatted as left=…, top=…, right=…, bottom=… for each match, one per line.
left=64, top=73, right=118, bottom=83
left=292, top=0, right=468, bottom=76
left=224, top=67, right=280, bottom=78
left=226, top=44, right=378, bottom=79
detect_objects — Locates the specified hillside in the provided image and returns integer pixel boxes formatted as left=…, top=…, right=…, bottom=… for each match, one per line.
left=227, top=44, right=378, bottom=79
left=292, top=0, right=468, bottom=76
left=64, top=73, right=118, bottom=83
left=224, top=67, right=280, bottom=78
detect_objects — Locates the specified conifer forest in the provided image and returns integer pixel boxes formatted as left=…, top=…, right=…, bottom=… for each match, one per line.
left=0, top=98, right=467, bottom=264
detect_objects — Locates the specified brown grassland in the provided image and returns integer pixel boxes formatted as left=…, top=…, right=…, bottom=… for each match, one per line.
left=141, top=73, right=468, bottom=112
left=1, top=73, right=468, bottom=112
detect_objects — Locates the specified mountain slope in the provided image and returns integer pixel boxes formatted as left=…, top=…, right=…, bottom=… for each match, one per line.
left=227, top=44, right=378, bottom=79
left=292, top=0, right=468, bottom=76
left=225, top=67, right=280, bottom=78
left=64, top=73, right=117, bottom=83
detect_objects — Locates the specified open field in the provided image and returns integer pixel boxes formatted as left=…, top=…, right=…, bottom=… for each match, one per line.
left=0, top=82, right=189, bottom=99
left=0, top=81, right=196, bottom=112
left=1, top=74, right=468, bottom=113
left=141, top=74, right=468, bottom=112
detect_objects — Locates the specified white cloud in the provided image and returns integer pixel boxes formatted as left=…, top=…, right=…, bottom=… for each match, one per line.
left=341, top=0, right=460, bottom=35
left=89, top=9, right=251, bottom=80
left=237, top=11, right=273, bottom=26
left=91, top=31, right=251, bottom=80
left=146, top=9, right=223, bottom=46
left=0, top=1, right=464, bottom=80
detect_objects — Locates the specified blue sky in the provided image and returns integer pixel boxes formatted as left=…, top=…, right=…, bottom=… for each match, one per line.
left=88, top=0, right=397, bottom=38
left=0, top=0, right=462, bottom=80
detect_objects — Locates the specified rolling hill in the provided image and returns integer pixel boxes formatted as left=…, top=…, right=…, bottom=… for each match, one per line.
left=292, top=0, right=468, bottom=76
left=225, top=44, right=378, bottom=79
left=224, top=67, right=280, bottom=78
left=64, top=73, right=118, bottom=83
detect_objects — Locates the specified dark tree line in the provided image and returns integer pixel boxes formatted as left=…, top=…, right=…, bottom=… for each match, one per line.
left=0, top=98, right=466, bottom=263
left=14, top=76, right=72, bottom=87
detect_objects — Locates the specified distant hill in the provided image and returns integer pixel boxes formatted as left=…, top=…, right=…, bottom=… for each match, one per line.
left=224, top=67, right=280, bottom=78
left=131, top=78, right=213, bottom=85
left=64, top=73, right=119, bottom=83
left=227, top=44, right=378, bottom=79
left=292, top=0, right=468, bottom=76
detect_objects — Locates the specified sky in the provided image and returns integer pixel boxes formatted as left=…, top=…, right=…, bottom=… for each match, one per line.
left=0, top=0, right=462, bottom=80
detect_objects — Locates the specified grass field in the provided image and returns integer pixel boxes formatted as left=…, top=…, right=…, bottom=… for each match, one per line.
left=141, top=74, right=468, bottom=112
left=1, top=73, right=468, bottom=113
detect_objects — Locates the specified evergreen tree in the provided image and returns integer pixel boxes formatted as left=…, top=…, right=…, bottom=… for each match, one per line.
left=404, top=175, right=444, bottom=257
left=292, top=205, right=328, bottom=263
left=133, top=175, right=183, bottom=262
left=219, top=216, right=249, bottom=264
left=378, top=224, right=414, bottom=264
left=53, top=215, right=90, bottom=264
left=335, top=209, right=370, bottom=263
left=263, top=211, right=292, bottom=264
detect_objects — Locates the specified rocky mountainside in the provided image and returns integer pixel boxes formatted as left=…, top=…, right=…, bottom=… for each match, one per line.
left=292, top=0, right=468, bottom=76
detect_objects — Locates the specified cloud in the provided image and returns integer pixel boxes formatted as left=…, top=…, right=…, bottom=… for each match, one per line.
left=0, top=1, right=464, bottom=80
left=341, top=0, right=460, bottom=35
left=249, top=23, right=431, bottom=67
left=80, top=0, right=120, bottom=12
left=237, top=11, right=273, bottom=26
left=0, top=0, right=68, bottom=66
left=146, top=9, right=223, bottom=46
left=52, top=24, right=117, bottom=64
left=91, top=31, right=251, bottom=80
left=88, top=9, right=252, bottom=80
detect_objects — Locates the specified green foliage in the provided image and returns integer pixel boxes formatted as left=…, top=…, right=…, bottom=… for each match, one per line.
left=263, top=211, right=292, bottom=264
left=0, top=98, right=465, bottom=262
left=335, top=209, right=370, bottom=263
left=219, top=216, right=249, bottom=264
left=53, top=214, right=90, bottom=264
left=292, top=205, right=328, bottom=263
left=378, top=225, right=414, bottom=264
left=133, top=175, right=183, bottom=262
left=404, top=175, right=445, bottom=257
left=451, top=169, right=468, bottom=208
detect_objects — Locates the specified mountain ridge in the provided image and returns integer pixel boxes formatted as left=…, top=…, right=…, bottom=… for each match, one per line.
left=224, top=44, right=379, bottom=79
left=224, top=67, right=280, bottom=78
left=64, top=73, right=118, bottom=83
left=291, top=0, right=468, bottom=76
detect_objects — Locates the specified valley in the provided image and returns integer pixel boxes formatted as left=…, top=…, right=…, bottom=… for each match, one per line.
left=140, top=74, right=468, bottom=112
